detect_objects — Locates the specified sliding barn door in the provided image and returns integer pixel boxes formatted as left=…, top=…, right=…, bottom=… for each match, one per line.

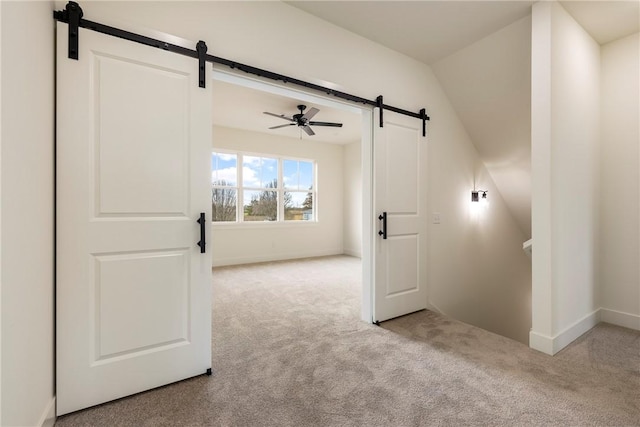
left=373, top=109, right=428, bottom=323
left=56, top=25, right=212, bottom=415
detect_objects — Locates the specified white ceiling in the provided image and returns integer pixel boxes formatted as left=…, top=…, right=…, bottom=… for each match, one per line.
left=286, top=1, right=534, bottom=65
left=287, top=1, right=639, bottom=65
left=559, top=1, right=640, bottom=44
left=212, top=80, right=362, bottom=145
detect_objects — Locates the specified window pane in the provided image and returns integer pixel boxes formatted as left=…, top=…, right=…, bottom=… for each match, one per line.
left=298, top=161, right=313, bottom=190
left=212, top=188, right=236, bottom=222
left=243, top=156, right=261, bottom=187
left=244, top=190, right=277, bottom=221
left=212, top=152, right=237, bottom=187
left=261, top=157, right=278, bottom=187
left=283, top=159, right=298, bottom=189
left=283, top=159, right=313, bottom=190
left=243, top=156, right=278, bottom=188
left=285, top=191, right=313, bottom=221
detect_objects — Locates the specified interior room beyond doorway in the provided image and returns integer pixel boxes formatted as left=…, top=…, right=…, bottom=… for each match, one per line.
left=210, top=72, right=366, bottom=316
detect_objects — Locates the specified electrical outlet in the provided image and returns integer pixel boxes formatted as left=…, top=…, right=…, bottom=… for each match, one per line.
left=432, top=212, right=441, bottom=224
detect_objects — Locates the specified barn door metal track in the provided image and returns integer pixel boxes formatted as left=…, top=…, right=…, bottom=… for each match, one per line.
left=53, top=1, right=430, bottom=135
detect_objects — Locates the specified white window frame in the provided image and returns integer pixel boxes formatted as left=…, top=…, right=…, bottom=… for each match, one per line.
left=211, top=150, right=317, bottom=224
left=280, top=156, right=317, bottom=222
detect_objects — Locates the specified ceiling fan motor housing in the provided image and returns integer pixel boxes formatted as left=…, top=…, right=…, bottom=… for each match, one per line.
left=294, top=105, right=307, bottom=125
left=293, top=114, right=306, bottom=125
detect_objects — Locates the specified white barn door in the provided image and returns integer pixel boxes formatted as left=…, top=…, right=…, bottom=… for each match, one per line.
left=56, top=25, right=212, bottom=415
left=373, top=109, right=428, bottom=322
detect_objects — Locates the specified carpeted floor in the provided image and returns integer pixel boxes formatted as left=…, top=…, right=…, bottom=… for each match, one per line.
left=55, top=255, right=640, bottom=426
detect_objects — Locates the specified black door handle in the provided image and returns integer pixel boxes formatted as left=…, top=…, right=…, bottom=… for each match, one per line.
left=196, top=212, right=206, bottom=253
left=378, top=212, right=387, bottom=240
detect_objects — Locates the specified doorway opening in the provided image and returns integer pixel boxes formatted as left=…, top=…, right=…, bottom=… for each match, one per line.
left=210, top=70, right=374, bottom=322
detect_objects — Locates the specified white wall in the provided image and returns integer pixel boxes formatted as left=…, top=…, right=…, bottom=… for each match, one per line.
left=432, top=16, right=532, bottom=237
left=429, top=15, right=534, bottom=344
left=212, top=126, right=344, bottom=266
left=531, top=1, right=601, bottom=355
left=71, top=0, right=534, bottom=345
left=343, top=141, right=362, bottom=258
left=1, top=2, right=56, bottom=426
left=600, top=32, right=640, bottom=329
left=427, top=108, right=532, bottom=344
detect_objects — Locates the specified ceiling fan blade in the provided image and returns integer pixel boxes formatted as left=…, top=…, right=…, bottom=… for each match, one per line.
left=302, top=125, right=315, bottom=136
left=269, top=123, right=296, bottom=130
left=302, top=107, right=319, bottom=121
left=308, top=121, right=343, bottom=128
left=263, top=112, right=295, bottom=122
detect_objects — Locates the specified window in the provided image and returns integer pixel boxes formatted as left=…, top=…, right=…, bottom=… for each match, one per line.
left=243, top=155, right=278, bottom=222
left=211, top=152, right=238, bottom=222
left=211, top=151, right=316, bottom=223
left=283, top=159, right=314, bottom=221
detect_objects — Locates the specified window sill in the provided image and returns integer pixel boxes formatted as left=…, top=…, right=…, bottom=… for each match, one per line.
left=211, top=221, right=320, bottom=230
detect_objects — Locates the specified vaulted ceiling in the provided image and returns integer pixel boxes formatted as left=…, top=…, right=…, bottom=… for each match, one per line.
left=286, top=1, right=535, bottom=65
left=287, top=1, right=639, bottom=65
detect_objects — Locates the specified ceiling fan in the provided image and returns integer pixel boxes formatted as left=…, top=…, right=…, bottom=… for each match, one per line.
left=263, top=104, right=343, bottom=136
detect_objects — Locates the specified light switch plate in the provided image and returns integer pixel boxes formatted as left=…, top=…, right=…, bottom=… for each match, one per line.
left=432, top=212, right=441, bottom=224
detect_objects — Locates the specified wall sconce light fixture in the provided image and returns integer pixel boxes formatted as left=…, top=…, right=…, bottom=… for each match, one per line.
left=471, top=190, right=488, bottom=202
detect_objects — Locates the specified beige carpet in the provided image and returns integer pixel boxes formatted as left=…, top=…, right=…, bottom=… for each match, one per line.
left=55, top=255, right=640, bottom=426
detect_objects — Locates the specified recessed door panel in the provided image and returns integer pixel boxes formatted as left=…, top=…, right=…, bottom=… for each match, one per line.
left=94, top=250, right=190, bottom=361
left=95, top=55, right=189, bottom=217
left=386, top=235, right=419, bottom=296
left=384, top=124, right=419, bottom=214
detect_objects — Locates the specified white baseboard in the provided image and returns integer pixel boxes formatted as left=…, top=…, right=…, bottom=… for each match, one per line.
left=530, top=309, right=600, bottom=355
left=600, top=308, right=640, bottom=330
left=529, top=330, right=554, bottom=355
left=37, top=397, right=56, bottom=427
left=553, top=309, right=600, bottom=353
left=213, top=248, right=344, bottom=267
left=530, top=307, right=640, bottom=356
